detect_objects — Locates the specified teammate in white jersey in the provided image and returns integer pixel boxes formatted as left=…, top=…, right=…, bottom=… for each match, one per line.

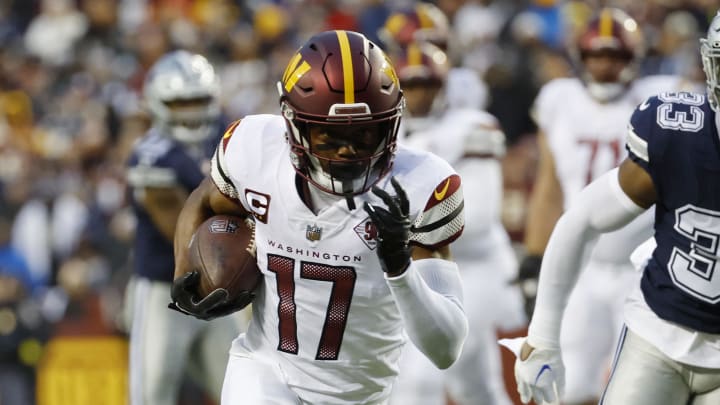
left=389, top=42, right=525, bottom=405
left=168, top=30, right=469, bottom=404
left=517, top=8, right=682, bottom=405
left=504, top=11, right=720, bottom=404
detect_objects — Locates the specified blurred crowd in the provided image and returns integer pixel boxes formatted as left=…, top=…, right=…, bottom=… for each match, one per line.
left=0, top=0, right=716, bottom=403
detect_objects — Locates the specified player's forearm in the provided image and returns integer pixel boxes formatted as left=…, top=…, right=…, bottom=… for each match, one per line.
left=386, top=258, right=468, bottom=369
left=523, top=191, right=563, bottom=255
left=173, top=181, right=214, bottom=279
left=528, top=168, right=644, bottom=348
left=524, top=132, right=563, bottom=255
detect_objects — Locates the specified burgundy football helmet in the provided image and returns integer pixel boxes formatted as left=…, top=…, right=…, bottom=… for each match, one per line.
left=570, top=8, right=644, bottom=102
left=395, top=42, right=449, bottom=88
left=379, top=2, right=450, bottom=52
left=278, top=30, right=405, bottom=197
left=395, top=42, right=449, bottom=117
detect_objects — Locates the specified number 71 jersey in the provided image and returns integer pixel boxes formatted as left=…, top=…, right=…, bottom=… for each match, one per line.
left=626, top=91, right=720, bottom=334
left=211, top=114, right=464, bottom=403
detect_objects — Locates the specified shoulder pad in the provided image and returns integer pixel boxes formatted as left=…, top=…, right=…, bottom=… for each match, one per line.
left=627, top=92, right=707, bottom=165
left=410, top=174, right=464, bottom=249
left=211, top=119, right=243, bottom=201
left=220, top=120, right=242, bottom=152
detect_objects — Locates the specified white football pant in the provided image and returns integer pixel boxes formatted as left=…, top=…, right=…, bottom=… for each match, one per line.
left=126, top=277, right=245, bottom=405
left=601, top=327, right=720, bottom=405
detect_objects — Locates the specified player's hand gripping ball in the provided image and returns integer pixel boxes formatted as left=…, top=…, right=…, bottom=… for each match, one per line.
left=170, top=215, right=261, bottom=320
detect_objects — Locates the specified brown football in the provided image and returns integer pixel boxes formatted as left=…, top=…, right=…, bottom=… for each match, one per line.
left=188, top=215, right=261, bottom=299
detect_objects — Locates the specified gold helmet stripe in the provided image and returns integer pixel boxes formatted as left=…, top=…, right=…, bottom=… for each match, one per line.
left=283, top=52, right=311, bottom=93
left=408, top=43, right=422, bottom=66
left=417, top=4, right=434, bottom=28
left=599, top=8, right=613, bottom=38
left=336, top=30, right=355, bottom=104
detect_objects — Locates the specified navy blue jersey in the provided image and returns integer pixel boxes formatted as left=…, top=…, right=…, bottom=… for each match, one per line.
left=126, top=128, right=216, bottom=281
left=626, top=92, right=720, bottom=333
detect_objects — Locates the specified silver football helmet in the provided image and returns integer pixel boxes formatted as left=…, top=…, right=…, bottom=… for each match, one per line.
left=143, top=50, right=221, bottom=144
left=701, top=12, right=720, bottom=111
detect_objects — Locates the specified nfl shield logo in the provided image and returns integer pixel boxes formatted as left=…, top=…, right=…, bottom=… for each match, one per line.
left=209, top=218, right=239, bottom=233
left=306, top=224, right=322, bottom=241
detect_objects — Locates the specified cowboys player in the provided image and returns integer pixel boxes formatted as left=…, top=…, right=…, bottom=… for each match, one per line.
left=169, top=31, right=468, bottom=404
left=125, top=50, right=241, bottom=405
left=507, top=10, right=720, bottom=405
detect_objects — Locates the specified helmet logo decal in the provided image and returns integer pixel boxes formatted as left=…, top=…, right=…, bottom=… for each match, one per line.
left=283, top=52, right=311, bottom=93
left=381, top=57, right=399, bottom=87
left=335, top=30, right=355, bottom=104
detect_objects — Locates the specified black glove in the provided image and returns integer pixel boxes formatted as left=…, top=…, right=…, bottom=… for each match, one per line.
left=363, top=177, right=412, bottom=277
left=515, top=254, right=543, bottom=320
left=168, top=271, right=254, bottom=321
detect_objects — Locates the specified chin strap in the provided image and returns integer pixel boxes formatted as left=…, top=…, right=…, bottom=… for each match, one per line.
left=343, top=181, right=356, bottom=210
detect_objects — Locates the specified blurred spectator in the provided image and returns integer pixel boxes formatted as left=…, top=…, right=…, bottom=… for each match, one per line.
left=0, top=214, right=52, bottom=405
left=23, top=0, right=89, bottom=67
left=219, top=24, right=272, bottom=117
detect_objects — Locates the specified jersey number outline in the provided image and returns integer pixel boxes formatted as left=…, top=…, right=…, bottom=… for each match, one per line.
left=656, top=92, right=704, bottom=132
left=668, top=205, right=720, bottom=304
left=267, top=253, right=357, bottom=360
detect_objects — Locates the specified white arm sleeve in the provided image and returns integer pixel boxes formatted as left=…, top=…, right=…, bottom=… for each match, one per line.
left=385, top=258, right=468, bottom=369
left=528, top=168, right=646, bottom=349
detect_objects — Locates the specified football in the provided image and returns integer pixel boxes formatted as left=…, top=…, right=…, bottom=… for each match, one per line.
left=188, top=215, right=261, bottom=300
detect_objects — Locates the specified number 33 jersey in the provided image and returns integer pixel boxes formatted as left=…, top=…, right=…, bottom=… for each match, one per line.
left=210, top=114, right=464, bottom=403
left=626, top=92, right=720, bottom=336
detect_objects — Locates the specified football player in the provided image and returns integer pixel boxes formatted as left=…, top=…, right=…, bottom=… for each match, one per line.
left=390, top=42, right=525, bottom=405
left=378, top=2, right=450, bottom=54
left=168, top=30, right=468, bottom=404
left=379, top=2, right=489, bottom=112
left=505, top=10, right=720, bottom=405
left=516, top=8, right=683, bottom=404
left=125, top=50, right=242, bottom=405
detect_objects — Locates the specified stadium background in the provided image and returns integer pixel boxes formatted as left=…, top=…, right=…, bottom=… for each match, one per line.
left=0, top=0, right=714, bottom=404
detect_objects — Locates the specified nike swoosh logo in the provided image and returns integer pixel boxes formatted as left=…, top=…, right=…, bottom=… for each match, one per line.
left=434, top=179, right=451, bottom=200
left=638, top=99, right=651, bottom=111
left=534, top=364, right=552, bottom=384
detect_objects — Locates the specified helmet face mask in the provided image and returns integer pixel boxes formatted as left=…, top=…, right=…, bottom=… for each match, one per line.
left=701, top=12, right=720, bottom=111
left=571, top=8, right=644, bottom=102
left=278, top=30, right=404, bottom=197
left=143, top=50, right=221, bottom=144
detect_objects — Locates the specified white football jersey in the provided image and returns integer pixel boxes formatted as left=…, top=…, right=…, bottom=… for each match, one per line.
left=394, top=105, right=524, bottom=405
left=402, top=107, right=509, bottom=269
left=210, top=114, right=464, bottom=403
left=534, top=76, right=681, bottom=264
